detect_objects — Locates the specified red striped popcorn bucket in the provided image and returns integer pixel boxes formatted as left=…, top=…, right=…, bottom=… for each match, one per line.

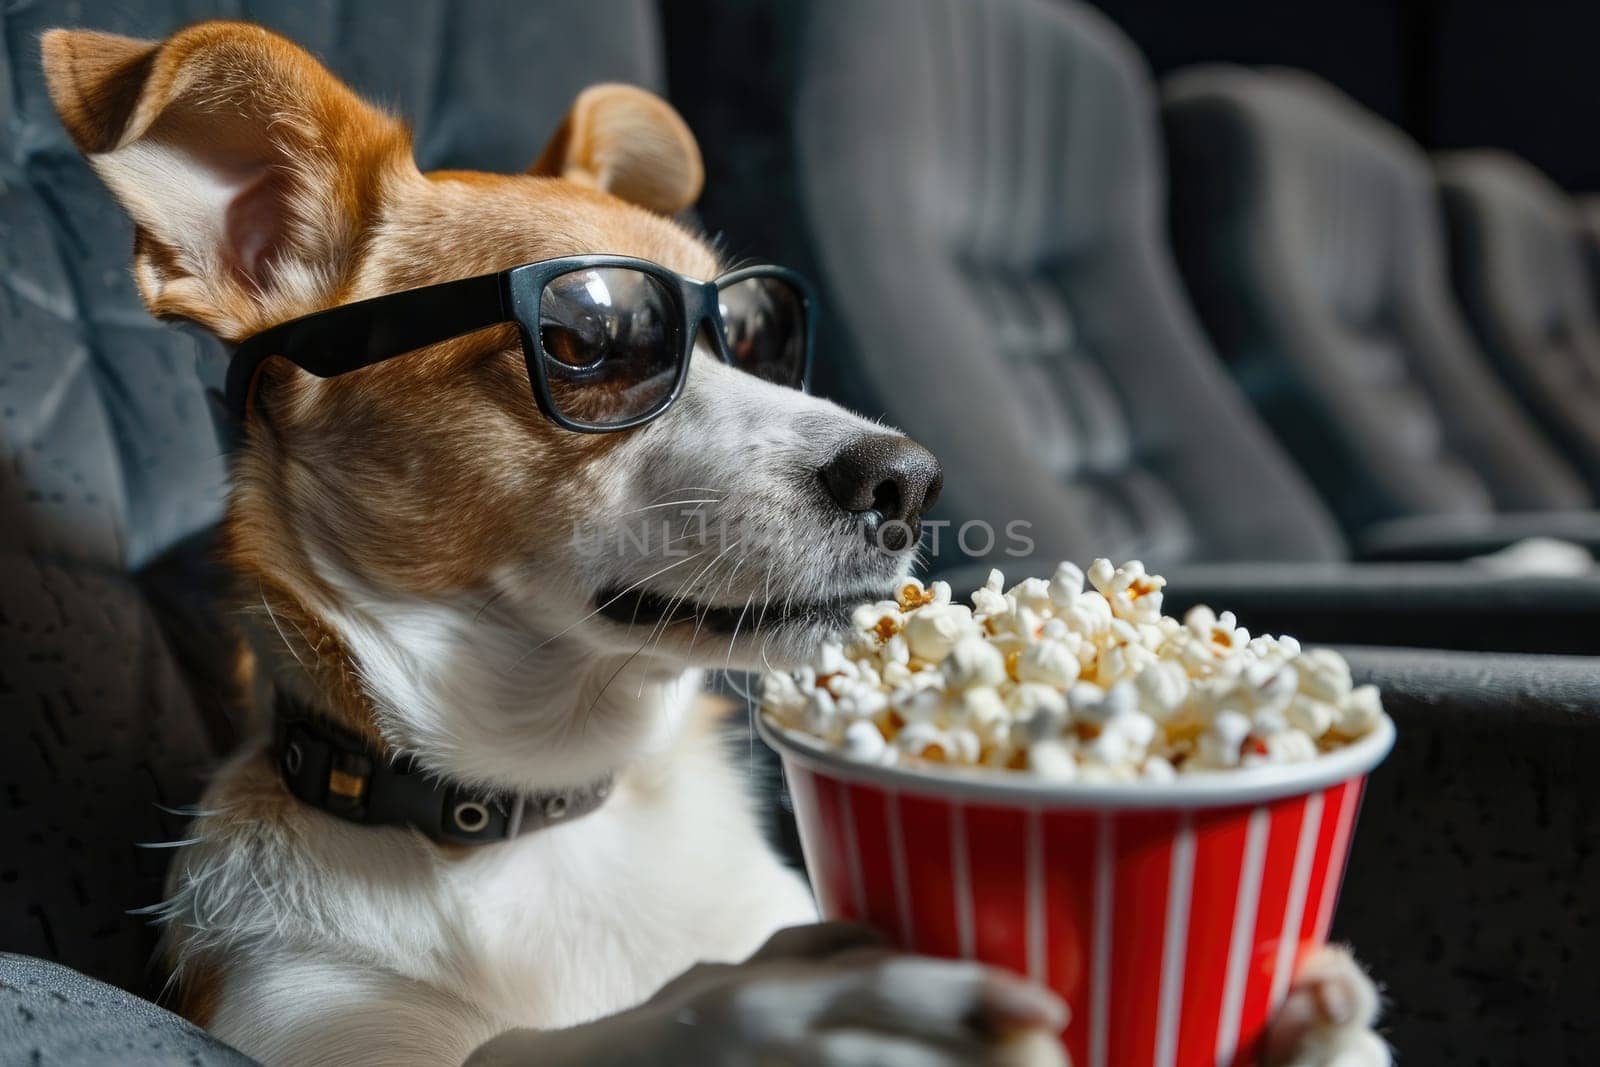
left=760, top=714, right=1394, bottom=1067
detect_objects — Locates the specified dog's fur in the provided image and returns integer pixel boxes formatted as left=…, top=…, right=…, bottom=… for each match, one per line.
left=44, top=22, right=1385, bottom=1066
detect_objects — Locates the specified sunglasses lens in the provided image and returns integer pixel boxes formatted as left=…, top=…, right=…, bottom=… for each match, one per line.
left=539, top=268, right=682, bottom=426
left=717, top=275, right=807, bottom=387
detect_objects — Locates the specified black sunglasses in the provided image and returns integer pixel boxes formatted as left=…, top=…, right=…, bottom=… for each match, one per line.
left=225, top=256, right=815, bottom=432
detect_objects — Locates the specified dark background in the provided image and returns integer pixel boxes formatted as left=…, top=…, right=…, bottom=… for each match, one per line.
left=1085, top=0, right=1600, bottom=191
left=667, top=0, right=1600, bottom=199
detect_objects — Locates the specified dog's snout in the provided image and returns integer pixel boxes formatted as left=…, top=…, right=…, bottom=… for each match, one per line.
left=820, top=434, right=943, bottom=550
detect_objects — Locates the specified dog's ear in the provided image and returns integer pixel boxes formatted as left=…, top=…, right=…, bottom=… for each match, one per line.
left=41, top=22, right=410, bottom=340
left=530, top=84, right=703, bottom=216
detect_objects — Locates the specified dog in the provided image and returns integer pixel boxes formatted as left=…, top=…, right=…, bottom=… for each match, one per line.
left=44, top=21, right=1387, bottom=1066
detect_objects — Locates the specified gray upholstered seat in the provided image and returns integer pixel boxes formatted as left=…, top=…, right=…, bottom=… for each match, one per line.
left=1579, top=196, right=1600, bottom=304
left=701, top=0, right=1600, bottom=577
left=1163, top=66, right=1593, bottom=535
left=1437, top=150, right=1600, bottom=493
left=0, top=954, right=257, bottom=1066
left=788, top=0, right=1346, bottom=571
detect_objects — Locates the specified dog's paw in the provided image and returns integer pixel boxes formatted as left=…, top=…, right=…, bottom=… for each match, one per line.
left=1262, top=945, right=1389, bottom=1067
left=470, top=925, right=1072, bottom=1067
left=662, top=922, right=1071, bottom=1065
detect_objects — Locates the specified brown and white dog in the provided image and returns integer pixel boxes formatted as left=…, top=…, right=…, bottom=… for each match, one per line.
left=44, top=22, right=1386, bottom=1066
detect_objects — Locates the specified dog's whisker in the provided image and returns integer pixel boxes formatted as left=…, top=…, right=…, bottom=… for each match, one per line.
left=625, top=559, right=717, bottom=692
left=638, top=485, right=727, bottom=506
left=675, top=495, right=727, bottom=542
left=685, top=544, right=745, bottom=656
left=155, top=803, right=222, bottom=818
left=472, top=588, right=510, bottom=624
left=752, top=559, right=777, bottom=637
left=718, top=547, right=753, bottom=604
left=723, top=669, right=756, bottom=705
left=722, top=591, right=756, bottom=675
left=653, top=529, right=716, bottom=553
left=638, top=541, right=740, bottom=691
left=260, top=581, right=308, bottom=670
left=590, top=626, right=660, bottom=719
left=719, top=590, right=758, bottom=770
left=519, top=549, right=710, bottom=658
left=609, top=497, right=724, bottom=521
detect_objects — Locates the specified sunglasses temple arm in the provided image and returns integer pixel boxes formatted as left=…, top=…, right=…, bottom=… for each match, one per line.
left=225, top=272, right=513, bottom=417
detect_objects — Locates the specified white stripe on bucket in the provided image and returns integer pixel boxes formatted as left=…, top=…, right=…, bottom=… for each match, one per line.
left=950, top=802, right=975, bottom=959
left=886, top=791, right=915, bottom=946
left=1025, top=808, right=1046, bottom=985
left=1153, top=814, right=1196, bottom=1067
left=1216, top=806, right=1271, bottom=1065
left=1311, top=784, right=1359, bottom=942
left=1270, top=792, right=1325, bottom=1010
left=837, top=779, right=867, bottom=920
left=1089, top=814, right=1114, bottom=1067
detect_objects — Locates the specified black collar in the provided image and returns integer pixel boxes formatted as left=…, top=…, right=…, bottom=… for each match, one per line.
left=273, top=691, right=612, bottom=846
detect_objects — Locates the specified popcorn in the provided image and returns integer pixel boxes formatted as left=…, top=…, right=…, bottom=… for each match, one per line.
left=763, top=560, right=1386, bottom=780
left=760, top=672, right=806, bottom=716
left=1084, top=727, right=1132, bottom=768
left=1335, top=684, right=1384, bottom=739
left=1062, top=591, right=1114, bottom=639
left=1016, top=640, right=1081, bottom=687
left=1298, top=648, right=1354, bottom=705
left=1049, top=561, right=1085, bottom=606
left=957, top=686, right=1010, bottom=744
left=1242, top=660, right=1298, bottom=715
left=1196, top=709, right=1253, bottom=769
left=851, top=601, right=904, bottom=644
left=903, top=604, right=978, bottom=663
left=1027, top=738, right=1079, bottom=780
left=1286, top=694, right=1336, bottom=739
left=803, top=689, right=838, bottom=738
left=971, top=570, right=1009, bottom=618
left=882, top=634, right=911, bottom=665
left=815, top=641, right=851, bottom=677
left=836, top=684, right=888, bottom=721
left=1106, top=709, right=1159, bottom=752
left=1090, top=558, right=1168, bottom=625
left=1069, top=681, right=1136, bottom=728
left=943, top=636, right=1007, bottom=690
left=1261, top=729, right=1318, bottom=765
left=895, top=721, right=949, bottom=761
left=1142, top=756, right=1178, bottom=783
left=842, top=720, right=889, bottom=762
left=891, top=683, right=942, bottom=723
left=1134, top=661, right=1189, bottom=721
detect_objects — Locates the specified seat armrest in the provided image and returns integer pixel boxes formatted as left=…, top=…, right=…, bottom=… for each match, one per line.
left=1328, top=647, right=1600, bottom=1060
left=1356, top=511, right=1600, bottom=562
left=1157, top=562, right=1600, bottom=653
left=934, top=560, right=1600, bottom=653
left=0, top=954, right=256, bottom=1066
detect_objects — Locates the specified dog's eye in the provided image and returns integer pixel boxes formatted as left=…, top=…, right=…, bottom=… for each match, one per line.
left=539, top=269, right=674, bottom=378
left=536, top=268, right=683, bottom=425
left=716, top=276, right=807, bottom=386
left=541, top=323, right=599, bottom=369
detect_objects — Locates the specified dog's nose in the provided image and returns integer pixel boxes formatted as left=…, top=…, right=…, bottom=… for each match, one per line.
left=820, top=434, right=943, bottom=551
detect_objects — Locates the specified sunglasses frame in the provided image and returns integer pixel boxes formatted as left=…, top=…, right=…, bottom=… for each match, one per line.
left=226, top=255, right=816, bottom=433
